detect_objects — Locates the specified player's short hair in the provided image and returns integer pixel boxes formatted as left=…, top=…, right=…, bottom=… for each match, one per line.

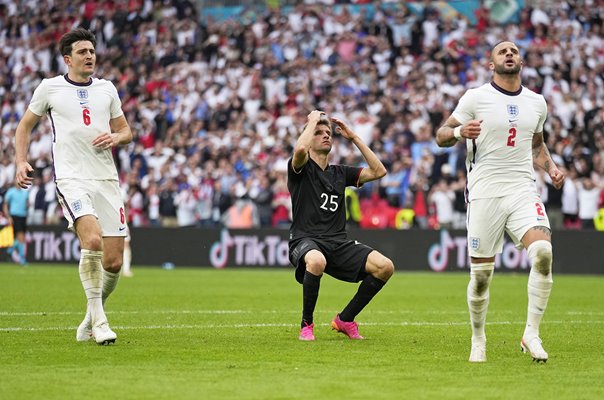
left=59, top=28, right=97, bottom=56
left=300, top=117, right=332, bottom=135
left=489, top=40, right=517, bottom=61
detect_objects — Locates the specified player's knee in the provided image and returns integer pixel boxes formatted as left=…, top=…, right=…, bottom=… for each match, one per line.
left=527, top=240, right=552, bottom=276
left=81, top=235, right=103, bottom=251
left=304, top=251, right=326, bottom=275
left=377, top=258, right=394, bottom=280
left=103, top=256, right=123, bottom=273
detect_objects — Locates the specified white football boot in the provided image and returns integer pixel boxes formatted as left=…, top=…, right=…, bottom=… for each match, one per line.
left=76, top=310, right=93, bottom=342
left=92, top=321, right=117, bottom=345
left=469, top=338, right=487, bottom=362
left=521, top=336, right=548, bottom=362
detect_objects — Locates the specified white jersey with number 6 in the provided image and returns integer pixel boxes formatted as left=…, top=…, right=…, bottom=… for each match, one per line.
left=28, top=75, right=124, bottom=181
left=452, top=82, right=547, bottom=201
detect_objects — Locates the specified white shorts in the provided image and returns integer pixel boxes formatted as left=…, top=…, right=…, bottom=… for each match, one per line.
left=56, top=179, right=128, bottom=237
left=467, top=190, right=550, bottom=258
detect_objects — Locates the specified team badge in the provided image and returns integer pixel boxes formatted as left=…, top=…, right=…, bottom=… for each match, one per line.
left=71, top=200, right=82, bottom=212
left=77, top=89, right=88, bottom=99
left=470, top=237, right=480, bottom=250
left=507, top=104, right=519, bottom=119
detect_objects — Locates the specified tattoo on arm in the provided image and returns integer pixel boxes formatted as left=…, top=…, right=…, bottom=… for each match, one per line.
left=437, top=120, right=461, bottom=148
left=532, top=131, right=552, bottom=171
left=532, top=131, right=543, bottom=155
left=530, top=226, right=551, bottom=237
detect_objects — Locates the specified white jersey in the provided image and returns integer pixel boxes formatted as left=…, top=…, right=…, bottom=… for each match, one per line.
left=452, top=82, right=547, bottom=200
left=28, top=75, right=124, bottom=181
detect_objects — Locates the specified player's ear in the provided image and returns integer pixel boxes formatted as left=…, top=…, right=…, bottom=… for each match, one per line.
left=63, top=54, right=71, bottom=66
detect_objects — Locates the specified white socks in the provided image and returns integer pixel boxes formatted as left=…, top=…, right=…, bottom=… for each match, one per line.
left=102, top=269, right=120, bottom=305
left=79, top=249, right=107, bottom=326
left=525, top=240, right=553, bottom=339
left=467, top=262, right=494, bottom=342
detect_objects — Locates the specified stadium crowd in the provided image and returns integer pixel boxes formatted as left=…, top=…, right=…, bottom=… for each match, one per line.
left=0, top=0, right=603, bottom=230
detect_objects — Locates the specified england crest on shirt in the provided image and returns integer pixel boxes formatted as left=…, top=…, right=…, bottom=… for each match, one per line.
left=71, top=200, right=82, bottom=212
left=470, top=237, right=480, bottom=250
left=76, top=89, right=88, bottom=99
left=507, top=104, right=519, bottom=119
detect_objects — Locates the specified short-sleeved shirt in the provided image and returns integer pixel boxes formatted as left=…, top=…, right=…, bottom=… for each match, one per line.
left=4, top=187, right=29, bottom=217
left=287, top=157, right=362, bottom=241
left=452, top=82, right=547, bottom=201
left=28, top=75, right=124, bottom=181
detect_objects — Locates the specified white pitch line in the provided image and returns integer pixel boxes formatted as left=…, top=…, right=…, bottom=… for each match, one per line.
left=0, top=310, right=472, bottom=317
left=3, top=309, right=598, bottom=317
left=1, top=320, right=603, bottom=333
left=0, top=310, right=252, bottom=316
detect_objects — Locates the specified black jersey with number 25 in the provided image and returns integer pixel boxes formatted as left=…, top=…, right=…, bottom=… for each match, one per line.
left=288, top=157, right=362, bottom=241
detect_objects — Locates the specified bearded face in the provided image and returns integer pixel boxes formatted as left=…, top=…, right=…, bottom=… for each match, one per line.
left=493, top=59, right=521, bottom=75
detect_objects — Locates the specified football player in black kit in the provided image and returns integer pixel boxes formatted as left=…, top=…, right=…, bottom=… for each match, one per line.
left=288, top=110, right=395, bottom=341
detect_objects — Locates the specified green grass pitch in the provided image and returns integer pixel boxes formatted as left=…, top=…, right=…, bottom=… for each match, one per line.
left=1, top=264, right=603, bottom=400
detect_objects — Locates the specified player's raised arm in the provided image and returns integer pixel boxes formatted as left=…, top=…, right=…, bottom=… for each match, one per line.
left=292, top=110, right=323, bottom=171
left=331, top=117, right=386, bottom=185
left=436, top=115, right=482, bottom=148
left=14, top=109, right=42, bottom=188
left=532, top=131, right=565, bottom=189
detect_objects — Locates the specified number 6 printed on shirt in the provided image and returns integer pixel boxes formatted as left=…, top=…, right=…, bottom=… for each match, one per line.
left=82, top=108, right=91, bottom=125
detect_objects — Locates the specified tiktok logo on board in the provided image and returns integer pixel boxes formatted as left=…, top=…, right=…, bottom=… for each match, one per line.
left=209, top=229, right=290, bottom=269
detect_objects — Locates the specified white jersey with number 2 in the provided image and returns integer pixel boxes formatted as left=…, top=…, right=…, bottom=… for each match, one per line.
left=452, top=82, right=547, bottom=201
left=28, top=75, right=124, bottom=181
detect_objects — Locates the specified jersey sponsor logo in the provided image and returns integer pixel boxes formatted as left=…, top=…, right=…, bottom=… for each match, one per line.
left=119, top=226, right=126, bottom=232
left=470, top=237, right=480, bottom=250
left=71, top=200, right=82, bottom=212
left=354, top=240, right=360, bottom=245
left=77, top=89, right=88, bottom=99
left=507, top=104, right=519, bottom=119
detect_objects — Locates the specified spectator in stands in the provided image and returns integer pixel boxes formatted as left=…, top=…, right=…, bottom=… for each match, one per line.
left=577, top=177, right=601, bottom=229
left=159, top=178, right=178, bottom=227
left=3, top=182, right=28, bottom=265
left=249, top=174, right=274, bottom=227
left=428, top=178, right=455, bottom=230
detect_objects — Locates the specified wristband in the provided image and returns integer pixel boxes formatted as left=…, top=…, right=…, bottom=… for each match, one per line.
left=453, top=126, right=462, bottom=141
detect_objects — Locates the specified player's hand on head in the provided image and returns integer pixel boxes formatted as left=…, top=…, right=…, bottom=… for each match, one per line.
left=308, top=110, right=324, bottom=122
left=15, top=162, right=34, bottom=188
left=461, top=120, right=483, bottom=140
left=331, top=117, right=355, bottom=141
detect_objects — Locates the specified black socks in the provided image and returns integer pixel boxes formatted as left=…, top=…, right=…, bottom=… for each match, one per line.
left=301, top=271, right=321, bottom=327
left=339, top=275, right=386, bottom=322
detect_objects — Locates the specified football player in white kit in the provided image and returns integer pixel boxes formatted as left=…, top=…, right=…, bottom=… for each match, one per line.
left=436, top=41, right=565, bottom=362
left=14, top=28, right=133, bottom=345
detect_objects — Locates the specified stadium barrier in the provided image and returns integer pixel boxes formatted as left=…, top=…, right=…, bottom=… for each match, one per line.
left=21, top=225, right=603, bottom=274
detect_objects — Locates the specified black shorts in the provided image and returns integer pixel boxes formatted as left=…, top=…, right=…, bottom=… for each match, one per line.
left=11, top=216, right=27, bottom=235
left=289, top=237, right=374, bottom=284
